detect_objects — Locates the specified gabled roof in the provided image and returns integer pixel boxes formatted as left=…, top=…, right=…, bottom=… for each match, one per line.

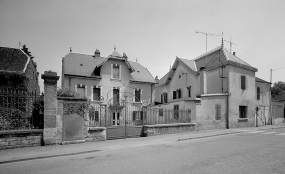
left=110, top=49, right=122, bottom=58
left=158, top=45, right=258, bottom=86
left=0, top=47, right=30, bottom=73
left=63, top=51, right=157, bottom=84
left=255, top=77, right=271, bottom=84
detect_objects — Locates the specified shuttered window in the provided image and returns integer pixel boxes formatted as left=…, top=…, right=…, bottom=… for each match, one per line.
left=241, top=76, right=246, bottom=90
left=215, top=105, right=221, bottom=120
left=257, top=87, right=260, bottom=100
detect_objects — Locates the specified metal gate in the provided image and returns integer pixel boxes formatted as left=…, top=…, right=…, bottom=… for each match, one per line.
left=89, top=92, right=145, bottom=140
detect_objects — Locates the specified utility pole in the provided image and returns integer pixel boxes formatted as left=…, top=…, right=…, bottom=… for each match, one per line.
left=224, top=36, right=238, bottom=53
left=195, top=30, right=221, bottom=63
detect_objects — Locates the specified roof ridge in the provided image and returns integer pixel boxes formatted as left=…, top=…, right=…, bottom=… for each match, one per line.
left=223, top=49, right=252, bottom=67
left=192, top=46, right=221, bottom=61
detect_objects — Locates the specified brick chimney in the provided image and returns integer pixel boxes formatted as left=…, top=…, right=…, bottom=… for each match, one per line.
left=123, top=52, right=128, bottom=60
left=200, top=67, right=207, bottom=95
left=94, top=49, right=100, bottom=57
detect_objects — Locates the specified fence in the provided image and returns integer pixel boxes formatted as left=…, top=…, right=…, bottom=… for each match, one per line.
left=88, top=105, right=192, bottom=127
left=0, top=87, right=44, bottom=131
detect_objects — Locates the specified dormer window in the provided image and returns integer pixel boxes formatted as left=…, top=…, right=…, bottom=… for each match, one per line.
left=111, top=64, right=121, bottom=80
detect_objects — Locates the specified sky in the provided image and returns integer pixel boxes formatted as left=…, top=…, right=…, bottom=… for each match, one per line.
left=0, top=0, right=285, bottom=92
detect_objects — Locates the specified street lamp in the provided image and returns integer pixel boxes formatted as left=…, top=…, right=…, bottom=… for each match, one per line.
left=269, top=66, right=285, bottom=125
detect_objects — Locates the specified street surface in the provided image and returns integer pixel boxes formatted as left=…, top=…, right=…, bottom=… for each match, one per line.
left=1, top=128, right=285, bottom=174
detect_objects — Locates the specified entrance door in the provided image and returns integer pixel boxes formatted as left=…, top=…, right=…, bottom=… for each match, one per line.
left=112, top=112, right=121, bottom=126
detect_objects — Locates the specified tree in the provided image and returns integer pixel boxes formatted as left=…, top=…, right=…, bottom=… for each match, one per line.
left=271, top=81, right=285, bottom=101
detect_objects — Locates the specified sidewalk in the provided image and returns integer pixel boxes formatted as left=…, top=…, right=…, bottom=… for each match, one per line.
left=1, top=124, right=284, bottom=164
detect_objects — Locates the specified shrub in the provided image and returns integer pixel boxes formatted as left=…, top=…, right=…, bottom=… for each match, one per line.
left=57, top=88, right=80, bottom=98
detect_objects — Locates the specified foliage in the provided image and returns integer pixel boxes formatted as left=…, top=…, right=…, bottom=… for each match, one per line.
left=57, top=88, right=80, bottom=98
left=63, top=102, right=89, bottom=118
left=0, top=71, right=28, bottom=88
left=0, top=108, right=32, bottom=130
left=271, top=81, right=285, bottom=101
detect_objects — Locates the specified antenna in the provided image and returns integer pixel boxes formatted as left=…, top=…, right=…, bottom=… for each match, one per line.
left=195, top=30, right=221, bottom=65
left=224, top=35, right=238, bottom=53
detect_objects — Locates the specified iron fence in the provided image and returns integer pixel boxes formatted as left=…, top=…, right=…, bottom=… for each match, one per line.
left=0, top=87, right=44, bottom=131
left=88, top=104, right=192, bottom=127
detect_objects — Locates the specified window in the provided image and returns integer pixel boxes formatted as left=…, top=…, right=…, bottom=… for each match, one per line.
left=133, top=111, right=143, bottom=121
left=161, top=92, right=168, bottom=103
left=93, top=87, right=101, bottom=101
left=75, top=84, right=87, bottom=98
left=187, top=86, right=191, bottom=98
left=135, top=89, right=141, bottom=102
left=241, top=75, right=246, bottom=90
left=90, top=110, right=99, bottom=121
left=257, top=87, right=260, bottom=100
left=174, top=105, right=179, bottom=119
left=113, top=88, right=120, bottom=105
left=215, top=105, right=221, bottom=120
left=112, top=64, right=120, bottom=79
left=173, top=91, right=177, bottom=99
left=159, top=109, right=163, bottom=116
left=239, top=106, right=247, bottom=118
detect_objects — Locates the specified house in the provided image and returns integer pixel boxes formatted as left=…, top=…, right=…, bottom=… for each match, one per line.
left=0, top=45, right=41, bottom=130
left=61, top=48, right=157, bottom=126
left=0, top=46, right=40, bottom=93
left=153, top=42, right=269, bottom=129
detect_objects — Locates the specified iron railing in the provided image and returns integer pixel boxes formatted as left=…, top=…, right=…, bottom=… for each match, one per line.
left=88, top=104, right=192, bottom=127
left=0, top=87, right=43, bottom=130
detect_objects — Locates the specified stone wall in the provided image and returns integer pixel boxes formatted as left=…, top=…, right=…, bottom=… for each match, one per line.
left=0, top=129, right=43, bottom=150
left=86, top=127, right=106, bottom=142
left=143, top=123, right=196, bottom=137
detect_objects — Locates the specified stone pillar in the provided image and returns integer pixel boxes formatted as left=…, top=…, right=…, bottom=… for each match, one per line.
left=41, top=71, right=60, bottom=145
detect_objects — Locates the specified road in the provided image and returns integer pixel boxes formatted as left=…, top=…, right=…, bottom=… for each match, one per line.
left=1, top=128, right=285, bottom=174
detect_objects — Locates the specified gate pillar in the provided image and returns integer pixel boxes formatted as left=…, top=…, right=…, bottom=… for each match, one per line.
left=41, top=71, right=60, bottom=145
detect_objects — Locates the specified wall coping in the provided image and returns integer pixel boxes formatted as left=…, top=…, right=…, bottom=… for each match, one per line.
left=57, top=97, right=88, bottom=101
left=89, top=127, right=106, bottom=131
left=201, top=93, right=228, bottom=97
left=0, top=129, right=43, bottom=135
left=144, top=123, right=196, bottom=128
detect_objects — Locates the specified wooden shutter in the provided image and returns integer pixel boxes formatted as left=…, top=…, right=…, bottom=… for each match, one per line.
left=241, top=76, right=246, bottom=90
left=215, top=105, right=221, bottom=120
left=257, top=87, right=260, bottom=100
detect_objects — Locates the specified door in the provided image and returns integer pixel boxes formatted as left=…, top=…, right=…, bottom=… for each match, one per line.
left=112, top=112, right=121, bottom=126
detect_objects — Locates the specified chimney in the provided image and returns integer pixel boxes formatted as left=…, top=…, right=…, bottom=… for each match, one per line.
left=199, top=67, right=207, bottom=95
left=94, top=49, right=100, bottom=57
left=123, top=52, right=128, bottom=60
left=233, top=52, right=236, bottom=56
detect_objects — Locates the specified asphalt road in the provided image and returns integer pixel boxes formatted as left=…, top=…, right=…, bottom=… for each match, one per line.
left=1, top=129, right=285, bottom=174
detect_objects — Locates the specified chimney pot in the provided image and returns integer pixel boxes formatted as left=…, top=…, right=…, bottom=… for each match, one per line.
left=94, top=49, right=100, bottom=57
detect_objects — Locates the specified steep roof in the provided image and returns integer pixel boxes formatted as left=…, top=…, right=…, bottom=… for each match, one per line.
left=255, top=77, right=271, bottom=84
left=0, top=47, right=30, bottom=72
left=63, top=51, right=157, bottom=84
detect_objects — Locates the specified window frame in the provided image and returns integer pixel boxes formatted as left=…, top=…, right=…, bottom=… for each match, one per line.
left=239, top=106, right=247, bottom=118
left=111, top=64, right=121, bottom=80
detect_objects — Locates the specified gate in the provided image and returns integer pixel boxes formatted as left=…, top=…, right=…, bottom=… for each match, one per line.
left=89, top=92, right=145, bottom=140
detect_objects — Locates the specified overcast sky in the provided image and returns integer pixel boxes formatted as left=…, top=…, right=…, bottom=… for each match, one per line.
left=1, top=0, right=285, bottom=91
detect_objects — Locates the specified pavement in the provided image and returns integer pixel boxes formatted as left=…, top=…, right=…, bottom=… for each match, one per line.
left=0, top=124, right=285, bottom=165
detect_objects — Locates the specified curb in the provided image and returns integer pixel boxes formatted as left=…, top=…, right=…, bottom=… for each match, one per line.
left=177, top=131, right=242, bottom=141
left=0, top=149, right=102, bottom=165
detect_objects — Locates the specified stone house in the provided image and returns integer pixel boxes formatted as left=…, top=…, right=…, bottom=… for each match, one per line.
left=0, top=46, right=40, bottom=94
left=153, top=43, right=270, bottom=129
left=61, top=48, right=157, bottom=126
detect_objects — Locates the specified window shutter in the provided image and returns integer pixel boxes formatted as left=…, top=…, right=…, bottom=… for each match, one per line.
left=241, top=76, right=246, bottom=90
left=257, top=87, right=260, bottom=100
left=161, top=94, right=163, bottom=103
left=133, top=111, right=136, bottom=121
left=91, top=86, right=93, bottom=101
left=166, top=93, right=168, bottom=103
left=111, top=64, right=113, bottom=79
left=100, top=87, right=103, bottom=101
left=119, top=65, right=122, bottom=80
left=75, top=84, right=77, bottom=92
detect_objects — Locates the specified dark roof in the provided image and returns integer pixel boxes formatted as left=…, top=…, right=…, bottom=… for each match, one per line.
left=255, top=77, right=271, bottom=84
left=0, top=47, right=29, bottom=72
left=63, top=52, right=157, bottom=84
